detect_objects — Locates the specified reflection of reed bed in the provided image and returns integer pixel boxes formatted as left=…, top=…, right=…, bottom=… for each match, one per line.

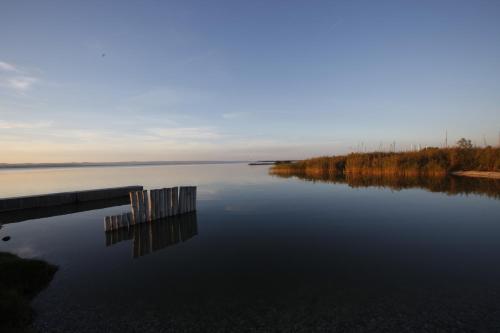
left=270, top=170, right=500, bottom=199
left=105, top=213, right=198, bottom=258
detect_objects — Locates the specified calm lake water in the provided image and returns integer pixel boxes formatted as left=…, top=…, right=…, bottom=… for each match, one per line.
left=1, top=163, right=500, bottom=332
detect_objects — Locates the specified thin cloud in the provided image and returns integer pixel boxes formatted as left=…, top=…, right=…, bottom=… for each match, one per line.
left=148, top=127, right=223, bottom=140
left=0, top=60, right=39, bottom=92
left=222, top=112, right=249, bottom=119
left=0, top=120, right=52, bottom=129
left=7, top=76, right=38, bottom=92
left=0, top=61, right=18, bottom=72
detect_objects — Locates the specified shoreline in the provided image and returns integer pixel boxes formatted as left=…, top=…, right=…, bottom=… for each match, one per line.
left=452, top=171, right=500, bottom=179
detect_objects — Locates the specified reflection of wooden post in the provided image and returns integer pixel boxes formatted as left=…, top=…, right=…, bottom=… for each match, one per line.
left=104, top=216, right=111, bottom=231
left=122, top=213, right=129, bottom=227
left=172, top=187, right=179, bottom=215
left=166, top=188, right=172, bottom=216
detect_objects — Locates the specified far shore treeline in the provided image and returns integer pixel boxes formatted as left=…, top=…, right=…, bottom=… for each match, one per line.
left=271, top=145, right=500, bottom=177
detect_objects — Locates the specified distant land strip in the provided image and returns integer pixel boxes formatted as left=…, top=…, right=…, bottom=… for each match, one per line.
left=0, top=161, right=247, bottom=170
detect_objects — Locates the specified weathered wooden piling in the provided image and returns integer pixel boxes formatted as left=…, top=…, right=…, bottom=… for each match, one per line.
left=192, top=186, right=197, bottom=211
left=149, top=190, right=155, bottom=221
left=171, top=187, right=179, bottom=215
left=143, top=190, right=150, bottom=222
left=166, top=188, right=172, bottom=217
left=105, top=186, right=196, bottom=232
left=158, top=189, right=164, bottom=218
left=129, top=192, right=138, bottom=225
left=179, top=187, right=185, bottom=214
left=153, top=190, right=160, bottom=220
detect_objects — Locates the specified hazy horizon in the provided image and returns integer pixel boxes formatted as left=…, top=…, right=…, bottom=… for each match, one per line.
left=1, top=0, right=499, bottom=163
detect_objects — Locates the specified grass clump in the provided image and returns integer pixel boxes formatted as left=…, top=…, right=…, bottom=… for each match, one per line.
left=0, top=252, right=58, bottom=332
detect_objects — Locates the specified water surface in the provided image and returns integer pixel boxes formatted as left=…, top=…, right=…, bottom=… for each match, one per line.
left=1, top=163, right=500, bottom=332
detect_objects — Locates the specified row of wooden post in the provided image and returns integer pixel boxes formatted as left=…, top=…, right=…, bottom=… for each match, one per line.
left=104, top=186, right=196, bottom=232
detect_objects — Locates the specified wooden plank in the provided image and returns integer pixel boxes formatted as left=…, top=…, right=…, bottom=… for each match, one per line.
left=0, top=185, right=143, bottom=213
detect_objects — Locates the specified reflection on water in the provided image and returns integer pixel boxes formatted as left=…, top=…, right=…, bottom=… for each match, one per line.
left=271, top=171, right=500, bottom=199
left=1, top=164, right=500, bottom=331
left=105, top=212, right=198, bottom=258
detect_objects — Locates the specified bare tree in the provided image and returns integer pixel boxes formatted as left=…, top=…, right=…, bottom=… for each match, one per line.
left=456, top=138, right=473, bottom=149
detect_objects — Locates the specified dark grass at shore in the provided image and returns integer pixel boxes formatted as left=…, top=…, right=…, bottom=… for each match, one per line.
left=271, top=147, right=500, bottom=177
left=0, top=252, right=57, bottom=332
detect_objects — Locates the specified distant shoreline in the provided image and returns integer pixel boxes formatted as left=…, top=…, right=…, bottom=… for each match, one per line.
left=0, top=161, right=247, bottom=170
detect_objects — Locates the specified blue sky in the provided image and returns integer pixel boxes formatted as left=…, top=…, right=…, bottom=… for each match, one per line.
left=1, top=0, right=499, bottom=162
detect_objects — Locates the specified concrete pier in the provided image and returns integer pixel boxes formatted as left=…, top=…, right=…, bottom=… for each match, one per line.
left=0, top=185, right=143, bottom=213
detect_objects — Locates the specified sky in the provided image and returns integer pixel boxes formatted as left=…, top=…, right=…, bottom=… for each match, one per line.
left=1, top=0, right=499, bottom=163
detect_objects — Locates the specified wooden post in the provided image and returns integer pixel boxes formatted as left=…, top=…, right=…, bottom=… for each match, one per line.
left=185, top=187, right=189, bottom=213
left=140, top=190, right=147, bottom=223
left=143, top=190, right=150, bottom=222
left=172, top=186, right=179, bottom=215
left=181, top=187, right=187, bottom=214
left=154, top=189, right=160, bottom=220
left=185, top=187, right=190, bottom=212
left=187, top=187, right=192, bottom=212
left=111, top=216, right=117, bottom=230
left=149, top=190, right=155, bottom=221
left=166, top=188, right=172, bottom=216
left=193, top=186, right=197, bottom=211
left=135, top=191, right=142, bottom=224
left=129, top=191, right=138, bottom=225
left=178, top=187, right=183, bottom=214
left=190, top=187, right=194, bottom=211
left=159, top=188, right=165, bottom=218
